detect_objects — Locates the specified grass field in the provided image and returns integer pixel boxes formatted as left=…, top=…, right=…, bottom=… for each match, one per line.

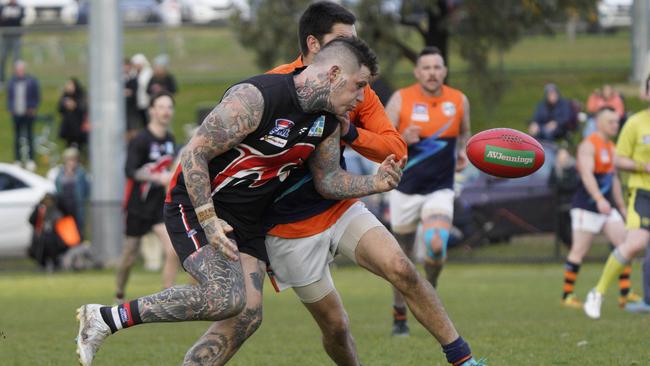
left=1, top=259, right=649, bottom=365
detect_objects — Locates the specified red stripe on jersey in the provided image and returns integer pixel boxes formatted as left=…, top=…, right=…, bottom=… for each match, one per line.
left=165, top=164, right=183, bottom=203
left=123, top=178, right=135, bottom=210
left=179, top=204, right=200, bottom=250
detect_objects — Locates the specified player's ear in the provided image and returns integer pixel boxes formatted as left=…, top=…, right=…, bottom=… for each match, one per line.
left=306, top=35, right=321, bottom=55
left=327, top=65, right=341, bottom=83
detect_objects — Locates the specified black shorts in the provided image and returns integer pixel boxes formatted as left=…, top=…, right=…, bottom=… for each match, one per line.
left=125, top=210, right=164, bottom=237
left=164, top=203, right=268, bottom=268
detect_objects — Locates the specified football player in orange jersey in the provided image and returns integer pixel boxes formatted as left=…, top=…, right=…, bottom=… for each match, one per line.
left=200, top=2, right=484, bottom=366
left=560, top=107, right=636, bottom=310
left=385, top=46, right=471, bottom=336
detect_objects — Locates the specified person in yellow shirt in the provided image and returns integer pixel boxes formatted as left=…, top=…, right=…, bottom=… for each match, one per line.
left=584, top=101, right=650, bottom=319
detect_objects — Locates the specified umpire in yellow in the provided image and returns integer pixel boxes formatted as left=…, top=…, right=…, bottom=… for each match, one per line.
left=584, top=93, right=650, bottom=319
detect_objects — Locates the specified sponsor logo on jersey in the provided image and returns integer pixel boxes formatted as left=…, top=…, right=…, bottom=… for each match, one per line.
left=484, top=145, right=535, bottom=168
left=260, top=119, right=295, bottom=148
left=600, top=148, right=610, bottom=163
left=308, top=115, right=325, bottom=137
left=643, top=135, right=650, bottom=144
left=149, top=142, right=161, bottom=160
left=260, top=119, right=294, bottom=148
left=411, top=103, right=429, bottom=122
left=442, top=102, right=456, bottom=117
left=269, top=119, right=294, bottom=138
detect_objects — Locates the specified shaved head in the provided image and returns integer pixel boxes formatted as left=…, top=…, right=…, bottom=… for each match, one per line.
left=312, top=37, right=378, bottom=77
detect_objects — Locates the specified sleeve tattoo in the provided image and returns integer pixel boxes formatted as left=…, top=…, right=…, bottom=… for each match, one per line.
left=309, top=126, right=379, bottom=200
left=180, top=83, right=264, bottom=209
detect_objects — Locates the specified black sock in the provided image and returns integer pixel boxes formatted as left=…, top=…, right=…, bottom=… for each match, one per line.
left=393, top=305, right=407, bottom=323
left=442, top=336, right=472, bottom=366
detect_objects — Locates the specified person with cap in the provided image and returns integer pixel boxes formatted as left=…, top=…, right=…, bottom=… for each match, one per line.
left=147, top=54, right=177, bottom=98
left=528, top=83, right=575, bottom=141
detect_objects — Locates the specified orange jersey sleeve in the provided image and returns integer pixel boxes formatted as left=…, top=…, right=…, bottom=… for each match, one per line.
left=347, top=86, right=407, bottom=162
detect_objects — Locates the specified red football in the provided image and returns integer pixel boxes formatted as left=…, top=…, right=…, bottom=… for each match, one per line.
left=465, top=128, right=545, bottom=178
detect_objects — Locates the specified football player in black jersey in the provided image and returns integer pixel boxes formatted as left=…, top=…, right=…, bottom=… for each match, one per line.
left=76, top=38, right=405, bottom=366
left=114, top=91, right=180, bottom=305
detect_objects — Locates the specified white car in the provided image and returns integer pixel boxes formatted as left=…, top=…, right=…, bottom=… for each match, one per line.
left=17, top=0, right=79, bottom=26
left=179, top=0, right=249, bottom=24
left=0, top=163, right=54, bottom=257
left=597, top=0, right=632, bottom=30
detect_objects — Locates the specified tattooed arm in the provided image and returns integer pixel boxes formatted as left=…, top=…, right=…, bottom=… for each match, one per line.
left=180, top=83, right=264, bottom=260
left=309, top=125, right=406, bottom=200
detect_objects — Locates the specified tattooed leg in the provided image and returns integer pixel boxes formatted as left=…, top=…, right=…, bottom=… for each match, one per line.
left=136, top=244, right=246, bottom=323
left=183, top=253, right=265, bottom=366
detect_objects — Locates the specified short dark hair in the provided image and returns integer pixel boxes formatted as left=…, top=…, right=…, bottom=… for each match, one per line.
left=298, top=1, right=356, bottom=56
left=149, top=90, right=175, bottom=107
left=318, top=37, right=379, bottom=77
left=417, top=46, right=443, bottom=62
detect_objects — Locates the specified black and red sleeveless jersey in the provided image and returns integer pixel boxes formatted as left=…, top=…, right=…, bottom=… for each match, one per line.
left=124, top=128, right=176, bottom=218
left=165, top=71, right=338, bottom=244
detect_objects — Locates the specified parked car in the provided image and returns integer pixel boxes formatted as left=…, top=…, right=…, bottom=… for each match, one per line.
left=0, top=163, right=54, bottom=257
left=596, top=0, right=632, bottom=30
left=18, top=0, right=78, bottom=26
left=179, top=0, right=249, bottom=24
left=452, top=142, right=566, bottom=246
left=77, top=0, right=162, bottom=25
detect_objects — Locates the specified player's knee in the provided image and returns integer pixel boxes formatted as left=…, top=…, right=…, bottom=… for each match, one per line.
left=233, top=305, right=263, bottom=342
left=387, top=254, right=418, bottom=290
left=202, top=284, right=246, bottom=320
left=322, top=311, right=351, bottom=340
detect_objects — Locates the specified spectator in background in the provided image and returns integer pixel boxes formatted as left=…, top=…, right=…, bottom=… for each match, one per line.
left=7, top=60, right=40, bottom=171
left=0, top=0, right=24, bottom=88
left=58, top=77, right=88, bottom=150
left=123, top=58, right=140, bottom=140
left=47, top=147, right=90, bottom=241
left=146, top=54, right=177, bottom=97
left=130, top=53, right=152, bottom=126
left=582, top=84, right=625, bottom=137
left=529, top=83, right=574, bottom=141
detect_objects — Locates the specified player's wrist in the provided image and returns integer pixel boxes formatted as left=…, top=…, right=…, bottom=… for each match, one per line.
left=195, top=203, right=217, bottom=227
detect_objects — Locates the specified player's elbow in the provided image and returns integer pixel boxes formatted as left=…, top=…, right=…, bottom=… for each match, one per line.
left=313, top=175, right=340, bottom=200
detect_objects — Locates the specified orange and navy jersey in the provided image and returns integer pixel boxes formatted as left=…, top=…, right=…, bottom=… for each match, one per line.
left=572, top=133, right=616, bottom=212
left=264, top=56, right=406, bottom=238
left=396, top=83, right=465, bottom=195
left=165, top=72, right=339, bottom=254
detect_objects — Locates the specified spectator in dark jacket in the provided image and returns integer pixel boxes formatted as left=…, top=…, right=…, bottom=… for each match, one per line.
left=0, top=0, right=24, bottom=86
left=58, top=77, right=88, bottom=149
left=146, top=54, right=177, bottom=98
left=7, top=60, right=40, bottom=170
left=528, top=83, right=574, bottom=141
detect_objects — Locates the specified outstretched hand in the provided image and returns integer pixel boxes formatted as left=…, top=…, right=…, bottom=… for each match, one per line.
left=374, top=154, right=407, bottom=193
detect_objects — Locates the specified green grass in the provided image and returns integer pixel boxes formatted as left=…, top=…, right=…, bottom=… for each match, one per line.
left=1, top=260, right=649, bottom=365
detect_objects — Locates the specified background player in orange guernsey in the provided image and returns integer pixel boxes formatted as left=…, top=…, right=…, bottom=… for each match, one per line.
left=560, top=107, right=636, bottom=310
left=201, top=2, right=484, bottom=366
left=384, top=46, right=471, bottom=336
